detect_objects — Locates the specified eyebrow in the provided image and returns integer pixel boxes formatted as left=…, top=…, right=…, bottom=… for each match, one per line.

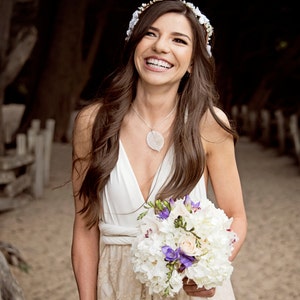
left=149, top=26, right=192, bottom=42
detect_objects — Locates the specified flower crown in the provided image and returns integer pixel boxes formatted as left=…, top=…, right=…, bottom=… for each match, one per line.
left=125, top=0, right=214, bottom=56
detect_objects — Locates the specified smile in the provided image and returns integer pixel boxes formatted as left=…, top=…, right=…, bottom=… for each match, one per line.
left=145, top=58, right=173, bottom=70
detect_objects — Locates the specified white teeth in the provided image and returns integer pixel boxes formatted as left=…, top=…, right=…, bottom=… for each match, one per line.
left=146, top=58, right=172, bottom=69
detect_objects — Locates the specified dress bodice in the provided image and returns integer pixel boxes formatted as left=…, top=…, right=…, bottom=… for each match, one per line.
left=99, top=141, right=207, bottom=245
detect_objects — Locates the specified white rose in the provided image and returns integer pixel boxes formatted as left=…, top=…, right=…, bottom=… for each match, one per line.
left=179, top=234, right=197, bottom=256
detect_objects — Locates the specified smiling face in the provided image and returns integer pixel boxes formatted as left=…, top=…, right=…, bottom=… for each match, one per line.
left=134, top=12, right=193, bottom=89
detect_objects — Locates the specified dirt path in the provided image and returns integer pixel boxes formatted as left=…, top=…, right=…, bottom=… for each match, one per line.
left=0, top=137, right=299, bottom=300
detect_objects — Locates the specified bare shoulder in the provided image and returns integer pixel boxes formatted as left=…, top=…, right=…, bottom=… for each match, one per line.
left=201, top=106, right=230, bottom=127
left=72, top=102, right=101, bottom=157
left=74, top=102, right=101, bottom=132
left=200, top=106, right=232, bottom=145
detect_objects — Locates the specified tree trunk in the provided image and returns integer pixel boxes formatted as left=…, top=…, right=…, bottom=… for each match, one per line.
left=0, top=252, right=25, bottom=300
left=0, top=0, right=14, bottom=155
left=0, top=0, right=37, bottom=154
left=0, top=89, right=4, bottom=155
left=0, top=0, right=13, bottom=69
left=19, top=0, right=111, bottom=141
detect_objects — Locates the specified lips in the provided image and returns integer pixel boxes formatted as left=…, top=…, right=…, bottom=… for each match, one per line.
left=145, top=58, right=173, bottom=70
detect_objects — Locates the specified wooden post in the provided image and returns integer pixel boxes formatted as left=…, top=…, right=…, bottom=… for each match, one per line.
left=275, top=109, right=286, bottom=154
left=16, top=133, right=27, bottom=155
left=46, top=118, right=55, bottom=134
left=289, top=114, right=300, bottom=166
left=27, top=127, right=37, bottom=154
left=260, top=109, right=271, bottom=146
left=241, top=105, right=249, bottom=135
left=231, top=105, right=239, bottom=123
left=31, top=119, right=40, bottom=133
left=248, top=110, right=258, bottom=141
left=43, top=118, right=55, bottom=185
left=33, top=133, right=44, bottom=198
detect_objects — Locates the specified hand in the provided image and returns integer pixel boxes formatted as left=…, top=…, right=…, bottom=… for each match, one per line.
left=182, top=277, right=216, bottom=298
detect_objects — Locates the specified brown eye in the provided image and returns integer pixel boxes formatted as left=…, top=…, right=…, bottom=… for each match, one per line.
left=145, top=31, right=156, bottom=37
left=174, top=38, right=187, bottom=45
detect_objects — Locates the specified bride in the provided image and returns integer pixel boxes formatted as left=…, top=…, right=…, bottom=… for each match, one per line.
left=71, top=1, right=247, bottom=299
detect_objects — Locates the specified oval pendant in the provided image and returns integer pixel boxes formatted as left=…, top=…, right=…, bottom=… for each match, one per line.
left=146, top=130, right=164, bottom=152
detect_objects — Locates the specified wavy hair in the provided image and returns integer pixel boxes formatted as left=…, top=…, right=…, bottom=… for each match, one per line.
left=75, top=0, right=238, bottom=228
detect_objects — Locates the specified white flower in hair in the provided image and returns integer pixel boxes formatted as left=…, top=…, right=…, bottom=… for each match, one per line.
left=125, top=0, right=214, bottom=56
left=181, top=0, right=213, bottom=55
left=126, top=10, right=140, bottom=38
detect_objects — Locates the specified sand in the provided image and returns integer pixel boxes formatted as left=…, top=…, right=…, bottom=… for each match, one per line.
left=0, top=137, right=299, bottom=300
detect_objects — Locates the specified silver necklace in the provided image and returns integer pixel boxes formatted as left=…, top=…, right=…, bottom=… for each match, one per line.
left=131, top=103, right=176, bottom=152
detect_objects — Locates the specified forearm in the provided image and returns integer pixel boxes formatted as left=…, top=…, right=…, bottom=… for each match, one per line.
left=229, top=215, right=247, bottom=261
left=71, top=225, right=100, bottom=300
left=72, top=253, right=98, bottom=299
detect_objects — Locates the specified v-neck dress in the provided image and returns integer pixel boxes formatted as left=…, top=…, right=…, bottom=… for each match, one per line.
left=97, top=141, right=235, bottom=300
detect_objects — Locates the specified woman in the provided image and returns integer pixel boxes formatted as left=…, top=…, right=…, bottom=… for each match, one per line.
left=71, top=0, right=247, bottom=299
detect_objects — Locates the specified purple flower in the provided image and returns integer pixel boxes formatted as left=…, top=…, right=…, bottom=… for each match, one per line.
left=162, top=246, right=180, bottom=262
left=158, top=207, right=170, bottom=219
left=178, top=251, right=196, bottom=271
left=169, top=198, right=175, bottom=206
left=184, top=195, right=200, bottom=211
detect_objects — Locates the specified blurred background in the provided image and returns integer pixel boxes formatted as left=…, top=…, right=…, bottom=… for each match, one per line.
left=1, top=0, right=299, bottom=148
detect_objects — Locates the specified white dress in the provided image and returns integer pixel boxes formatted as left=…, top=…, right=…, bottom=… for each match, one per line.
left=97, top=141, right=235, bottom=300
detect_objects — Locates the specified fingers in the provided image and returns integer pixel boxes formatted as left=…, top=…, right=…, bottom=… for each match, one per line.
left=182, top=278, right=216, bottom=298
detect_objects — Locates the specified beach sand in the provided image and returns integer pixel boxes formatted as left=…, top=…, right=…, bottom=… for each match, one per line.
left=0, top=137, right=299, bottom=300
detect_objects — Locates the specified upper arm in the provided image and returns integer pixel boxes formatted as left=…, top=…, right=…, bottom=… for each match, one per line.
left=72, top=103, right=99, bottom=212
left=201, top=108, right=245, bottom=218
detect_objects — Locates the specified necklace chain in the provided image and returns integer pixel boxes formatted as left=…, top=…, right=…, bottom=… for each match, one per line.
left=131, top=103, right=176, bottom=131
left=131, top=103, right=177, bottom=152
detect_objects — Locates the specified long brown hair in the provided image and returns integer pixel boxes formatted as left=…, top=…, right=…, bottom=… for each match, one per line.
left=75, top=0, right=238, bottom=228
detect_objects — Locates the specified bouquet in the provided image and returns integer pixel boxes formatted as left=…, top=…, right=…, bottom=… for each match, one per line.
left=130, top=195, right=238, bottom=298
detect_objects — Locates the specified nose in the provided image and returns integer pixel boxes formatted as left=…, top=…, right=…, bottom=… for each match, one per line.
left=152, top=36, right=170, bottom=53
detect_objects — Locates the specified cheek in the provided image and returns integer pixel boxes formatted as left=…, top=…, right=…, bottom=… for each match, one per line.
left=178, top=49, right=193, bottom=70
left=133, top=42, right=146, bottom=72
left=134, top=39, right=147, bottom=59
left=133, top=49, right=141, bottom=73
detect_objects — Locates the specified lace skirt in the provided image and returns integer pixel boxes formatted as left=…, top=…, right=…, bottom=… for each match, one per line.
left=98, top=245, right=235, bottom=300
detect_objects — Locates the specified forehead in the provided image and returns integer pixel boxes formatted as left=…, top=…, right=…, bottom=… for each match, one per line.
left=151, top=12, right=193, bottom=36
